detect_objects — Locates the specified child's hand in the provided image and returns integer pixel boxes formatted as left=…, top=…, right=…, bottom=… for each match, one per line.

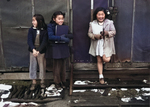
left=60, top=35, right=70, bottom=43
left=94, top=34, right=102, bottom=40
left=100, top=31, right=109, bottom=37
left=36, top=51, right=39, bottom=56
left=33, top=49, right=38, bottom=57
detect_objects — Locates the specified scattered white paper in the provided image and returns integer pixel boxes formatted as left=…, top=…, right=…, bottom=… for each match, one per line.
left=112, top=88, right=117, bottom=91
left=1, top=92, right=10, bottom=99
left=91, top=89, right=98, bottom=92
left=135, top=89, right=140, bottom=92
left=0, top=84, right=12, bottom=90
left=142, top=93, right=150, bottom=96
left=143, top=79, right=147, bottom=83
left=108, top=93, right=111, bottom=96
left=28, top=102, right=38, bottom=106
left=141, top=88, right=150, bottom=91
left=74, top=81, right=88, bottom=85
left=46, top=84, right=55, bottom=91
left=121, top=97, right=131, bottom=102
left=135, top=96, right=145, bottom=101
left=73, top=90, right=86, bottom=93
left=121, top=88, right=127, bottom=91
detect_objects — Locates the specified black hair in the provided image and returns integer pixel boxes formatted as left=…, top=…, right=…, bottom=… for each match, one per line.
left=33, top=14, right=47, bottom=30
left=49, top=11, right=65, bottom=24
left=93, top=7, right=108, bottom=20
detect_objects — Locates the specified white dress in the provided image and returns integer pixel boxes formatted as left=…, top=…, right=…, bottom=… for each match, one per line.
left=91, top=22, right=103, bottom=57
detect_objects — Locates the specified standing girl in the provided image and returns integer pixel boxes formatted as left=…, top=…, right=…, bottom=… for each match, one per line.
left=28, top=14, right=47, bottom=90
left=46, top=11, right=73, bottom=89
left=88, top=7, right=116, bottom=84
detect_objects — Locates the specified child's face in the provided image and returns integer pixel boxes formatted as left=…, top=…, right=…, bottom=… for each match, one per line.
left=32, top=17, right=37, bottom=28
left=53, top=15, right=64, bottom=25
left=96, top=11, right=105, bottom=22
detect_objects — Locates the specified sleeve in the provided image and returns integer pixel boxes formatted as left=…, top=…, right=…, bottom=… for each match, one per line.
left=107, top=21, right=116, bottom=38
left=27, top=28, right=35, bottom=51
left=37, top=30, right=48, bottom=53
left=88, top=22, right=95, bottom=40
left=47, top=24, right=61, bottom=41
left=65, top=29, right=73, bottom=39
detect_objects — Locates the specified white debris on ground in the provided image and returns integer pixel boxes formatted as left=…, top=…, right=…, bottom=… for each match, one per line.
left=143, top=79, right=148, bottom=83
left=0, top=84, right=39, bottom=107
left=135, top=89, right=140, bottom=92
left=0, top=84, right=12, bottom=99
left=112, top=88, right=117, bottom=91
left=121, top=97, right=131, bottom=102
left=73, top=90, right=86, bottom=93
left=141, top=88, right=150, bottom=91
left=1, top=92, right=10, bottom=99
left=45, top=84, right=62, bottom=97
left=74, top=80, right=88, bottom=85
left=135, top=96, right=145, bottom=101
left=91, top=89, right=105, bottom=94
left=120, top=88, right=128, bottom=91
left=0, top=99, right=39, bottom=107
left=142, top=93, right=150, bottom=96
left=0, top=84, right=12, bottom=90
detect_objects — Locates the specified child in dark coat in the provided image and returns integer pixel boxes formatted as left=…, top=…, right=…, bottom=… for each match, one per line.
left=46, top=11, right=73, bottom=89
left=27, top=14, right=48, bottom=90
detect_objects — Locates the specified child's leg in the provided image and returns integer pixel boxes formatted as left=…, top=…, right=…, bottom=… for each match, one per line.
left=53, top=59, right=61, bottom=84
left=97, top=56, right=103, bottom=75
left=37, top=53, right=46, bottom=83
left=60, top=58, right=67, bottom=88
left=29, top=52, right=38, bottom=81
left=60, top=58, right=66, bottom=83
left=29, top=52, right=37, bottom=90
left=97, top=56, right=105, bottom=84
left=102, top=54, right=111, bottom=62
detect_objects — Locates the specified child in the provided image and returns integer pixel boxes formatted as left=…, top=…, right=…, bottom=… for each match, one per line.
left=27, top=14, right=48, bottom=90
left=88, top=7, right=116, bottom=84
left=45, top=11, right=73, bottom=89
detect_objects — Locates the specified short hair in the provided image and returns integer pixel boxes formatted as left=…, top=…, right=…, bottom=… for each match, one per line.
left=93, top=7, right=108, bottom=20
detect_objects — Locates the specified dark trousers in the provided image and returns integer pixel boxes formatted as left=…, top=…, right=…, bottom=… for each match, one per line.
left=53, top=58, right=67, bottom=84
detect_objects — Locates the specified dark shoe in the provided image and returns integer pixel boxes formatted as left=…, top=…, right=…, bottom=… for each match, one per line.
left=55, top=83, right=62, bottom=90
left=99, top=78, right=107, bottom=85
left=30, top=83, right=36, bottom=91
left=41, top=83, right=46, bottom=89
left=61, top=82, right=66, bottom=89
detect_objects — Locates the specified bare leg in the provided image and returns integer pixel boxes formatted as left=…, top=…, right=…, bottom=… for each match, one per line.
left=32, top=79, right=36, bottom=84
left=103, top=54, right=111, bottom=63
left=97, top=56, right=103, bottom=75
left=97, top=56, right=105, bottom=84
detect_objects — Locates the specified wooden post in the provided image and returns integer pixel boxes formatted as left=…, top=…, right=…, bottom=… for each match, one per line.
left=69, top=64, right=73, bottom=95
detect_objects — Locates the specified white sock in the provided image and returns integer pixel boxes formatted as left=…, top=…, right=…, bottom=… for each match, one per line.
left=99, top=74, right=104, bottom=79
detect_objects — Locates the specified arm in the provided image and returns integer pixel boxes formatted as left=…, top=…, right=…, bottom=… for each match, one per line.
left=47, top=24, right=61, bottom=41
left=88, top=22, right=102, bottom=40
left=65, top=30, right=73, bottom=39
left=107, top=21, right=116, bottom=38
left=27, top=28, right=35, bottom=51
left=88, top=22, right=95, bottom=40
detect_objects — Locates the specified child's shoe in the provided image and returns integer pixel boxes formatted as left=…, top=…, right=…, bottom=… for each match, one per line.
left=55, top=83, right=61, bottom=90
left=61, top=82, right=66, bottom=89
left=30, top=83, right=36, bottom=91
left=41, top=83, right=46, bottom=89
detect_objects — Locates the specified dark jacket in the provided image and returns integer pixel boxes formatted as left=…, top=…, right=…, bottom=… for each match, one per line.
left=27, top=27, right=48, bottom=53
left=45, top=23, right=73, bottom=59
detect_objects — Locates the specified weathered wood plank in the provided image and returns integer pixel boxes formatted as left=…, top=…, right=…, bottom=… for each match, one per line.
left=74, top=63, right=150, bottom=70
left=0, top=72, right=70, bottom=80
left=73, top=84, right=149, bottom=89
